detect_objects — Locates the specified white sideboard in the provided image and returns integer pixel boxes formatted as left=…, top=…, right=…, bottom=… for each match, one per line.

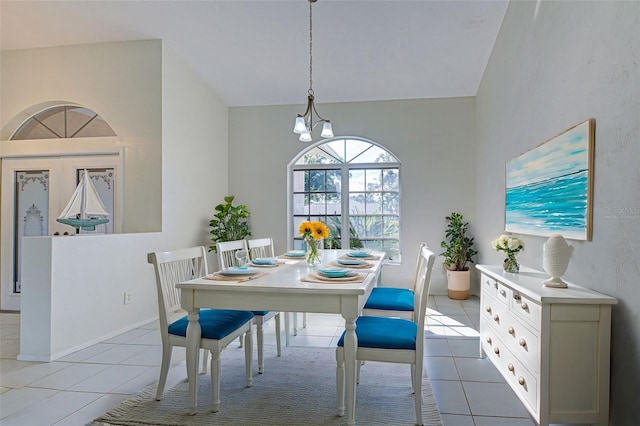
left=476, top=265, right=617, bottom=426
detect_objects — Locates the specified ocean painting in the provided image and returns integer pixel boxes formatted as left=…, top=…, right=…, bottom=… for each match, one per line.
left=505, top=119, right=594, bottom=240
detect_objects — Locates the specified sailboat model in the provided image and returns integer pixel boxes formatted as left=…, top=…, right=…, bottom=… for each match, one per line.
left=57, top=170, right=110, bottom=231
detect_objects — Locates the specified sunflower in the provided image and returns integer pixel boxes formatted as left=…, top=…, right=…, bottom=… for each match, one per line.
left=312, top=222, right=330, bottom=240
left=298, top=221, right=313, bottom=236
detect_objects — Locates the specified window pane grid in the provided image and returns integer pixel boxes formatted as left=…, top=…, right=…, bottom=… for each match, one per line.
left=291, top=139, right=400, bottom=262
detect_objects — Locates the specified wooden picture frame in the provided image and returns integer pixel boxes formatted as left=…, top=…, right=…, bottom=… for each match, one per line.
left=505, top=119, right=595, bottom=240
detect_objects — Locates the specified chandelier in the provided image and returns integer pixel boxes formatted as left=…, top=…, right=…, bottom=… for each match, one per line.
left=293, top=0, right=334, bottom=142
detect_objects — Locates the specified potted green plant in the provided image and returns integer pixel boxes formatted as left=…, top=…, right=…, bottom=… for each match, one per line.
left=440, top=212, right=477, bottom=300
left=209, top=195, right=251, bottom=252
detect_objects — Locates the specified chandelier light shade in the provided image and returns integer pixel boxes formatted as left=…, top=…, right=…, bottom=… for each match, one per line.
left=293, top=0, right=334, bottom=142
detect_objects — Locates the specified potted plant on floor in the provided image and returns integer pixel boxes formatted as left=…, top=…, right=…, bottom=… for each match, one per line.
left=209, top=195, right=251, bottom=252
left=440, top=212, right=477, bottom=300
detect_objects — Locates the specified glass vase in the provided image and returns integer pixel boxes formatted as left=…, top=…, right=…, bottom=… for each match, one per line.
left=305, top=237, right=323, bottom=265
left=503, top=254, right=519, bottom=273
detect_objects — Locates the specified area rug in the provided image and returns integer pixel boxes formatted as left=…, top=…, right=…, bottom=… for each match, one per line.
left=90, top=347, right=442, bottom=426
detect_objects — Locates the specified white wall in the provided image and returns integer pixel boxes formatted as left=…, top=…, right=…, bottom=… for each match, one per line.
left=160, top=44, right=229, bottom=268
left=20, top=233, right=162, bottom=361
left=475, top=1, right=640, bottom=423
left=229, top=98, right=477, bottom=294
left=0, top=40, right=163, bottom=233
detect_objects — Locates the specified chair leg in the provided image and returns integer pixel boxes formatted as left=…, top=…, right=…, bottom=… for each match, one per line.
left=293, top=313, right=298, bottom=336
left=356, top=359, right=361, bottom=384
left=200, top=348, right=209, bottom=374
left=275, top=312, right=282, bottom=357
left=414, top=361, right=423, bottom=425
left=336, top=347, right=345, bottom=417
left=238, top=335, right=243, bottom=348
left=255, top=317, right=264, bottom=374
left=210, top=351, right=221, bottom=413
left=302, top=312, right=307, bottom=328
left=284, top=313, right=291, bottom=346
left=411, top=364, right=416, bottom=392
left=155, top=343, right=172, bottom=400
left=244, top=326, right=254, bottom=388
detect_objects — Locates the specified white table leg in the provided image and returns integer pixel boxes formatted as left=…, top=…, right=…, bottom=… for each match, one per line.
left=343, top=315, right=358, bottom=425
left=185, top=309, right=201, bottom=415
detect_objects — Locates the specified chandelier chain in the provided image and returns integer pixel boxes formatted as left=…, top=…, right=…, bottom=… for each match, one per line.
left=308, top=0, right=313, bottom=94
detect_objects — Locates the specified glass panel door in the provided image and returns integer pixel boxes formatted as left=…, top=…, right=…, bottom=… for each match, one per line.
left=1, top=155, right=120, bottom=311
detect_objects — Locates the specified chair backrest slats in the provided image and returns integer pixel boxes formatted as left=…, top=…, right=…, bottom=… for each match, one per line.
left=413, top=246, right=436, bottom=358
left=148, top=246, right=208, bottom=332
left=247, top=237, right=275, bottom=260
left=217, top=239, right=249, bottom=269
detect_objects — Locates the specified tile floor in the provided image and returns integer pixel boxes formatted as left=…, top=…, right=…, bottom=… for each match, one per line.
left=0, top=295, right=541, bottom=426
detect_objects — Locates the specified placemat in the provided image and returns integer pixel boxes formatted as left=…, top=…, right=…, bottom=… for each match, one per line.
left=278, top=254, right=306, bottom=260
left=203, top=271, right=268, bottom=282
left=301, top=271, right=368, bottom=284
left=329, top=260, right=375, bottom=269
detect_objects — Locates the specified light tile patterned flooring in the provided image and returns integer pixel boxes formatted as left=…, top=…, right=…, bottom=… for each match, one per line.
left=0, top=296, right=540, bottom=426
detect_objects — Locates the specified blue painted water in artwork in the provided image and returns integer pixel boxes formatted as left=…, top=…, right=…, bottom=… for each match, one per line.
left=506, top=169, right=587, bottom=236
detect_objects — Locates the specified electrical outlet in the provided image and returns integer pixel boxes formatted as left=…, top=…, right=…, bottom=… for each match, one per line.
left=124, top=292, right=133, bottom=305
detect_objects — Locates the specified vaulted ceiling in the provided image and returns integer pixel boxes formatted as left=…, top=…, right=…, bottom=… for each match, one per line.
left=0, top=0, right=509, bottom=107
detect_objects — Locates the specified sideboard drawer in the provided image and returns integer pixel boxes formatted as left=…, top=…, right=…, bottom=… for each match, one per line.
left=481, top=274, right=497, bottom=297
left=495, top=281, right=511, bottom=306
left=502, top=314, right=540, bottom=373
left=481, top=293, right=506, bottom=335
left=482, top=331, right=538, bottom=413
left=511, top=290, right=541, bottom=330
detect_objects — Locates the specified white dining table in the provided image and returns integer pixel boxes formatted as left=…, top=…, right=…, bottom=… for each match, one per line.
left=177, top=249, right=383, bottom=425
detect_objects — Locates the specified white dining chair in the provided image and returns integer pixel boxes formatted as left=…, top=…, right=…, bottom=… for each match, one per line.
left=217, top=239, right=283, bottom=373
left=336, top=245, right=436, bottom=425
left=147, top=246, right=254, bottom=412
left=361, top=242, right=428, bottom=319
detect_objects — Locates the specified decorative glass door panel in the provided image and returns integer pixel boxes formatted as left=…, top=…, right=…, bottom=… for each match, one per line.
left=14, top=170, right=49, bottom=293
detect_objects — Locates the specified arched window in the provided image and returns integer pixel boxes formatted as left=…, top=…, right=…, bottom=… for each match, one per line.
left=289, top=137, right=401, bottom=262
left=11, top=105, right=116, bottom=140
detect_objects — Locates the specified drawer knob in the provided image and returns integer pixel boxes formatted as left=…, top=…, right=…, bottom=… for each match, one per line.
left=521, top=302, right=529, bottom=310
left=494, top=347, right=500, bottom=355
left=486, top=337, right=492, bottom=344
left=519, top=339, right=527, bottom=347
left=508, top=327, right=515, bottom=335
left=513, top=294, right=521, bottom=301
left=485, top=306, right=492, bottom=313
left=494, top=282, right=498, bottom=289
left=508, top=363, right=514, bottom=372
left=518, top=377, right=526, bottom=386
left=500, top=289, right=506, bottom=297
left=493, top=314, right=500, bottom=322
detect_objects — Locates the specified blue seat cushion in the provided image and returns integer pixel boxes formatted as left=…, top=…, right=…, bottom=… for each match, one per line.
left=337, top=316, right=417, bottom=350
left=168, top=309, right=254, bottom=340
left=251, top=311, right=269, bottom=316
left=363, top=287, right=414, bottom=311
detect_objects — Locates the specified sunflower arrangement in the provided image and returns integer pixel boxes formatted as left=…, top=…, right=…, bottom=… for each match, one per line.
left=299, top=221, right=330, bottom=264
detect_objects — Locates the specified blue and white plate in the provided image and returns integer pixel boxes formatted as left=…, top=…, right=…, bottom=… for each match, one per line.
left=337, top=258, right=364, bottom=266
left=251, top=258, right=278, bottom=266
left=284, top=250, right=306, bottom=257
left=218, top=267, right=260, bottom=276
left=347, top=250, right=370, bottom=258
left=318, top=268, right=354, bottom=278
